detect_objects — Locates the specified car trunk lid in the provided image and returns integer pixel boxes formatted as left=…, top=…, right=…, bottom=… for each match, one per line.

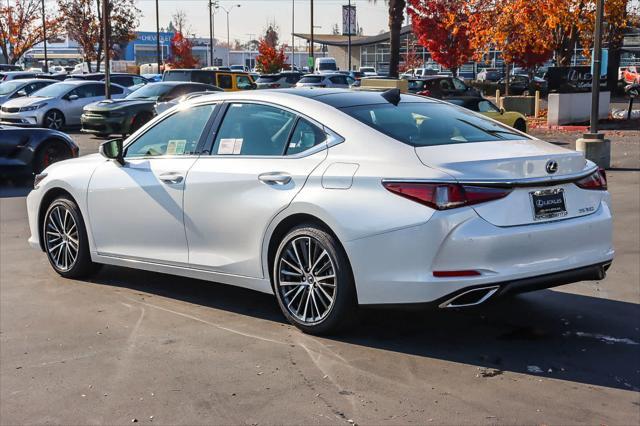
left=414, top=139, right=604, bottom=226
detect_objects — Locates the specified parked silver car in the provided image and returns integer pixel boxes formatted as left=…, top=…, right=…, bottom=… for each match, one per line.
left=295, top=73, right=355, bottom=88
left=0, top=79, right=58, bottom=106
left=0, top=80, right=129, bottom=129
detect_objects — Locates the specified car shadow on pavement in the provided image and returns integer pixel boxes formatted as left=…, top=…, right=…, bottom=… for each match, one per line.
left=88, top=265, right=640, bottom=393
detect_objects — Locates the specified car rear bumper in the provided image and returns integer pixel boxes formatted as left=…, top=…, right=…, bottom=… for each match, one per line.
left=346, top=201, right=614, bottom=305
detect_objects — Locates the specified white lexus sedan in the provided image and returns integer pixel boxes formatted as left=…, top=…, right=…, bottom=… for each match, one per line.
left=26, top=89, right=614, bottom=334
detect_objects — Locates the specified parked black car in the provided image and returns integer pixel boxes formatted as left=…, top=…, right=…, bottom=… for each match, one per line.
left=0, top=126, right=78, bottom=182
left=407, top=76, right=480, bottom=99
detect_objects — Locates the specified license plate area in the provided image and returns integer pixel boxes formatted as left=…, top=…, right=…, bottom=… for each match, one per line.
left=530, top=188, right=567, bottom=221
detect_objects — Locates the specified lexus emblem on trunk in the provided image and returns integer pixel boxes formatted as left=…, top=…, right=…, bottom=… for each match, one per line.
left=546, top=160, right=559, bottom=174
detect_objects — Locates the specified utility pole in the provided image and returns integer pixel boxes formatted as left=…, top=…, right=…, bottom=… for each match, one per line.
left=41, top=0, right=49, bottom=73
left=291, top=0, right=295, bottom=69
left=589, top=0, right=604, bottom=135
left=310, top=0, right=314, bottom=70
left=576, top=0, right=610, bottom=169
left=103, top=0, right=110, bottom=99
left=219, top=4, right=241, bottom=66
left=209, top=0, right=216, bottom=67
left=347, top=0, right=352, bottom=71
left=155, top=0, right=161, bottom=73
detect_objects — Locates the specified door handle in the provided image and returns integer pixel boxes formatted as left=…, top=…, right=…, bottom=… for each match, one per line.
left=258, top=172, right=292, bottom=186
left=159, top=172, right=184, bottom=184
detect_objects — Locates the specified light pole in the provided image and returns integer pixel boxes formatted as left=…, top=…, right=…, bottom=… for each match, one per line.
left=347, top=0, right=352, bottom=72
left=219, top=4, right=241, bottom=66
left=246, top=33, right=255, bottom=70
left=291, top=0, right=295, bottom=69
left=309, top=0, right=314, bottom=70
left=41, top=0, right=48, bottom=73
left=102, top=0, right=110, bottom=99
left=155, top=0, right=161, bottom=72
left=208, top=0, right=218, bottom=67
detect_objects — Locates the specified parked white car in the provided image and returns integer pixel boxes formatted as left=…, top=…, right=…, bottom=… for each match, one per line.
left=0, top=80, right=129, bottom=129
left=359, top=67, right=377, bottom=77
left=0, top=78, right=58, bottom=106
left=295, top=73, right=354, bottom=88
left=26, top=89, right=614, bottom=334
left=315, top=57, right=338, bottom=74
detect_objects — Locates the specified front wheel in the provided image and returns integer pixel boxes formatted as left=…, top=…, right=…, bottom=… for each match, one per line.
left=513, top=118, right=527, bottom=133
left=273, top=225, right=357, bottom=335
left=43, top=110, right=65, bottom=130
left=33, top=141, right=72, bottom=174
left=43, top=197, right=101, bottom=278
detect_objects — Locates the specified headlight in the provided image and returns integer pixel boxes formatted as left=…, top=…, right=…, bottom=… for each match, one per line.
left=20, top=103, right=46, bottom=112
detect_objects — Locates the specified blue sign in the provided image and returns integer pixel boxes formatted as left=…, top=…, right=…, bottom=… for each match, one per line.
left=122, top=31, right=174, bottom=62
left=591, top=48, right=608, bottom=77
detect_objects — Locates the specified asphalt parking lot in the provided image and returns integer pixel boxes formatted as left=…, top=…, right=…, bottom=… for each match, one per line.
left=1, top=130, right=639, bottom=425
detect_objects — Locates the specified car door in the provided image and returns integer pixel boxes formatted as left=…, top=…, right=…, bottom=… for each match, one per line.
left=87, top=103, right=219, bottom=264
left=184, top=101, right=330, bottom=278
left=64, top=83, right=104, bottom=124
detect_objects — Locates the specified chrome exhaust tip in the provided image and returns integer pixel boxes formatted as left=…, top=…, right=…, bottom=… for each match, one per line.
left=439, top=286, right=500, bottom=309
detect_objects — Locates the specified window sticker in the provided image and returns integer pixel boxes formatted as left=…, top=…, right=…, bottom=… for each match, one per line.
left=218, top=138, right=243, bottom=155
left=166, top=139, right=187, bottom=155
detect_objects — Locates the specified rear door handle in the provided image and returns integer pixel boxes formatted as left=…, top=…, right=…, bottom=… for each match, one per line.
left=258, top=172, right=292, bottom=186
left=159, top=172, right=184, bottom=184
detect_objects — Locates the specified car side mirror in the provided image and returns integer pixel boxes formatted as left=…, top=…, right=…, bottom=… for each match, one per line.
left=99, top=139, right=125, bottom=166
left=67, top=94, right=79, bottom=101
left=16, top=90, right=27, bottom=97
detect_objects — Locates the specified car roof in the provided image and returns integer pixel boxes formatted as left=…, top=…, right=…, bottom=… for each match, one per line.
left=191, top=88, right=437, bottom=109
left=10, top=78, right=59, bottom=85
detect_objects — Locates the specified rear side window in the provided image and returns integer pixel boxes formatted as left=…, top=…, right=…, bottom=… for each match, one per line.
left=217, top=74, right=232, bottom=89
left=340, top=102, right=530, bottom=147
left=212, top=103, right=296, bottom=156
left=286, top=119, right=326, bottom=155
left=256, top=75, right=280, bottom=83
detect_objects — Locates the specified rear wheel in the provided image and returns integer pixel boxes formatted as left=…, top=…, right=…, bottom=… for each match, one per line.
left=513, top=118, right=527, bottom=133
left=33, top=141, right=72, bottom=174
left=43, top=197, right=100, bottom=278
left=43, top=110, right=65, bottom=130
left=273, top=225, right=357, bottom=335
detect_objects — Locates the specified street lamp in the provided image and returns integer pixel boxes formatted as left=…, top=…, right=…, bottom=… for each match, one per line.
left=218, top=3, right=241, bottom=66
left=41, top=0, right=48, bottom=73
left=208, top=0, right=219, bottom=67
left=155, top=0, right=161, bottom=72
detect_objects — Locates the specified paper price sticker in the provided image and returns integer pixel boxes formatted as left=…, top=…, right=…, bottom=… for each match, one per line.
left=166, top=140, right=187, bottom=155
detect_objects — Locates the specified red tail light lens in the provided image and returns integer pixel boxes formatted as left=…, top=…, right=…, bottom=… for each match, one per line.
left=575, top=168, right=607, bottom=190
left=269, top=83, right=281, bottom=88
left=417, top=89, right=431, bottom=96
left=383, top=182, right=512, bottom=210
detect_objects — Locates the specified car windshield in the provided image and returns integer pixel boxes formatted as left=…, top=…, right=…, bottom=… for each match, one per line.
left=318, top=62, right=337, bottom=71
left=361, top=68, right=375, bottom=73
left=341, top=102, right=529, bottom=147
left=256, top=75, right=281, bottom=83
left=0, top=80, right=25, bottom=95
left=31, top=83, right=74, bottom=97
left=126, top=83, right=173, bottom=100
left=408, top=80, right=426, bottom=90
left=299, top=76, right=322, bottom=83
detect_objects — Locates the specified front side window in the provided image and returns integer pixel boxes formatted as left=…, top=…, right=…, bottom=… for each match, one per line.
left=341, top=102, right=529, bottom=147
left=235, top=75, right=253, bottom=90
left=438, top=79, right=453, bottom=91
left=125, top=104, right=216, bottom=157
left=286, top=119, right=326, bottom=155
left=477, top=100, right=500, bottom=113
left=212, top=103, right=296, bottom=156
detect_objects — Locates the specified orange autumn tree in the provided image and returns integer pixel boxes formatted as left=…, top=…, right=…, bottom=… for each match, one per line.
left=0, top=0, right=60, bottom=65
left=255, top=39, right=286, bottom=74
left=166, top=32, right=198, bottom=69
left=470, top=0, right=554, bottom=75
left=408, top=0, right=475, bottom=77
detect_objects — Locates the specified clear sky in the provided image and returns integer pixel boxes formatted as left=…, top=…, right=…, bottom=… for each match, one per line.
left=134, top=0, right=391, bottom=46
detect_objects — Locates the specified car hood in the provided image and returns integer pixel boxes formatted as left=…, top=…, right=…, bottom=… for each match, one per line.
left=85, top=98, right=155, bottom=111
left=414, top=139, right=588, bottom=181
left=2, top=96, right=53, bottom=108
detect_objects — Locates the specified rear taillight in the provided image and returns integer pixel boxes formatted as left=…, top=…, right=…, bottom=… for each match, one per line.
left=575, top=168, right=607, bottom=190
left=269, top=83, right=281, bottom=88
left=383, top=182, right=512, bottom=210
left=417, top=89, right=431, bottom=96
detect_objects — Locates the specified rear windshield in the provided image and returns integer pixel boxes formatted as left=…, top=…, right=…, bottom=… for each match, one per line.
left=256, top=75, right=281, bottom=83
left=299, top=76, right=323, bottom=83
left=340, top=102, right=529, bottom=147
left=318, top=62, right=337, bottom=71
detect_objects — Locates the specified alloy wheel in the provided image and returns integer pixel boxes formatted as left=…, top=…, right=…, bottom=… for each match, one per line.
left=45, top=111, right=63, bottom=129
left=277, top=236, right=337, bottom=325
left=45, top=205, right=79, bottom=272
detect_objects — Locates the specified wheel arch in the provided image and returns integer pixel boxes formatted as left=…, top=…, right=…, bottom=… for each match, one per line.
left=37, top=187, right=78, bottom=251
left=265, top=212, right=355, bottom=298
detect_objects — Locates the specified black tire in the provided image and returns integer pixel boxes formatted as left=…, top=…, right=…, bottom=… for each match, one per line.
left=272, top=224, right=357, bottom=335
left=33, top=141, right=72, bottom=174
left=42, top=109, right=65, bottom=130
left=42, top=196, right=101, bottom=279
left=513, top=118, right=527, bottom=133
